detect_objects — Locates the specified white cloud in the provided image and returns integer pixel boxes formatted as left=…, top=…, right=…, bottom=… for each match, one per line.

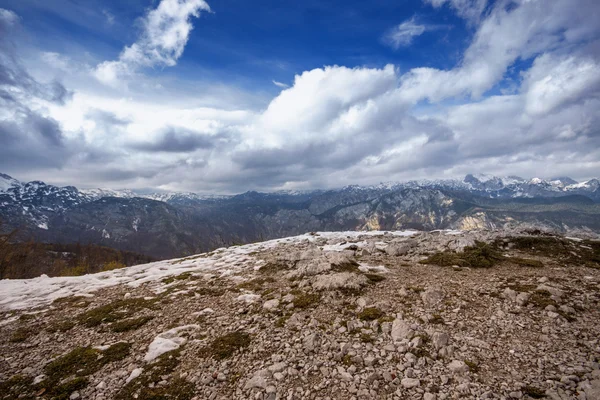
left=522, top=54, right=600, bottom=115
left=424, top=0, right=488, bottom=23
left=399, top=0, right=600, bottom=103
left=272, top=80, right=289, bottom=88
left=93, top=0, right=211, bottom=87
left=4, top=0, right=600, bottom=192
left=0, top=8, right=19, bottom=25
left=102, top=10, right=115, bottom=25
left=382, top=17, right=428, bottom=49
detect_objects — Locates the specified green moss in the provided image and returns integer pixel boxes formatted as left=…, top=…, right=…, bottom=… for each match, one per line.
left=291, top=290, right=321, bottom=309
left=77, top=297, right=155, bottom=328
left=364, top=273, right=386, bottom=283
left=557, top=310, right=577, bottom=323
left=123, top=377, right=195, bottom=400
left=162, top=276, right=176, bottom=284
left=464, top=359, right=479, bottom=373
left=200, top=331, right=251, bottom=360
left=414, top=333, right=431, bottom=345
left=420, top=241, right=504, bottom=268
left=332, top=260, right=360, bottom=273
left=41, top=342, right=130, bottom=395
left=18, top=313, right=35, bottom=321
left=275, top=315, right=290, bottom=328
left=500, top=236, right=600, bottom=267
left=196, top=286, right=225, bottom=297
left=342, top=354, right=353, bottom=366
left=49, top=377, right=89, bottom=400
left=44, top=347, right=101, bottom=379
left=360, top=333, right=374, bottom=343
left=0, top=375, right=34, bottom=399
left=377, top=316, right=395, bottom=324
left=358, top=307, right=384, bottom=321
left=430, top=314, right=444, bottom=324
left=505, top=236, right=569, bottom=255
left=116, top=350, right=194, bottom=400
left=47, top=320, right=76, bottom=333
left=527, top=290, right=557, bottom=309
left=111, top=316, right=154, bottom=333
left=523, top=385, right=546, bottom=398
left=413, top=347, right=431, bottom=358
left=258, top=262, right=288, bottom=274
left=102, top=342, right=132, bottom=363
left=419, top=252, right=460, bottom=266
left=9, top=327, right=34, bottom=343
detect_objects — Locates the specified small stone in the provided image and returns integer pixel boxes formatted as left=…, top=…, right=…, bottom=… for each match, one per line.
left=303, top=333, right=321, bottom=353
left=432, top=332, right=449, bottom=350
left=263, top=299, right=280, bottom=311
left=268, top=362, right=287, bottom=373
left=448, top=360, right=469, bottom=375
left=391, top=318, right=413, bottom=341
left=244, top=369, right=271, bottom=390
left=401, top=378, right=420, bottom=389
left=266, top=385, right=277, bottom=393
left=421, top=287, right=444, bottom=307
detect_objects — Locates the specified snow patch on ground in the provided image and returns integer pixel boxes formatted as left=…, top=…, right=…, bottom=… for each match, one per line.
left=237, top=294, right=261, bottom=303
left=358, top=264, right=389, bottom=274
left=565, top=236, right=583, bottom=242
left=0, top=231, right=441, bottom=311
left=145, top=325, right=199, bottom=362
left=126, top=368, right=143, bottom=383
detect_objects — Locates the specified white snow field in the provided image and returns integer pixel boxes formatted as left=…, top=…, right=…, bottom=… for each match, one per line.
left=0, top=230, right=446, bottom=311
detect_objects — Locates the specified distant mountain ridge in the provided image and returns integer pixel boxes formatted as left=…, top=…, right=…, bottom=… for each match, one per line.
left=1, top=172, right=599, bottom=258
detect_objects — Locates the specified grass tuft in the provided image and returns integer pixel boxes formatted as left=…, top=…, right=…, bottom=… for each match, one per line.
left=200, top=331, right=251, bottom=360
left=116, top=349, right=195, bottom=400
left=523, top=385, right=546, bottom=398
left=364, top=273, right=386, bottom=283
left=358, top=307, right=385, bottom=321
left=77, top=297, right=155, bottom=328
left=420, top=241, right=504, bottom=268
left=291, top=290, right=321, bottom=309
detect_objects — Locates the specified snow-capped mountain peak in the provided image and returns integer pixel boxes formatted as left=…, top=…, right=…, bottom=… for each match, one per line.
left=0, top=173, right=20, bottom=192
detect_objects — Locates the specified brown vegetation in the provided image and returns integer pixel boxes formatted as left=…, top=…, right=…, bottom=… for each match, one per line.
left=0, top=221, right=155, bottom=279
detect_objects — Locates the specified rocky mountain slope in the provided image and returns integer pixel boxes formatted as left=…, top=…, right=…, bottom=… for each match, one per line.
left=1, top=173, right=600, bottom=259
left=1, top=229, right=599, bottom=400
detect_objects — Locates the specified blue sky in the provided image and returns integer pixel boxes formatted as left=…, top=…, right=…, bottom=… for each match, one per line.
left=4, top=0, right=471, bottom=92
left=0, top=0, right=599, bottom=193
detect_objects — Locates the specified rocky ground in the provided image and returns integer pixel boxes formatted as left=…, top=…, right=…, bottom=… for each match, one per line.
left=0, top=229, right=599, bottom=400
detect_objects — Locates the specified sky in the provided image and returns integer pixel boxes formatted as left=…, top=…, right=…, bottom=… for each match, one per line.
left=0, top=0, right=599, bottom=194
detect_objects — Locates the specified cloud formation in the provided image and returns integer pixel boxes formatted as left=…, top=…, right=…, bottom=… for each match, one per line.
left=424, top=0, right=488, bottom=23
left=272, top=80, right=289, bottom=88
left=382, top=17, right=428, bottom=49
left=0, top=8, right=74, bottom=171
left=94, top=0, right=211, bottom=86
left=1, top=0, right=600, bottom=193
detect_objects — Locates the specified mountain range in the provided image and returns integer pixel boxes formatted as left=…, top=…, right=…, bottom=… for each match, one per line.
left=1, top=172, right=599, bottom=258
